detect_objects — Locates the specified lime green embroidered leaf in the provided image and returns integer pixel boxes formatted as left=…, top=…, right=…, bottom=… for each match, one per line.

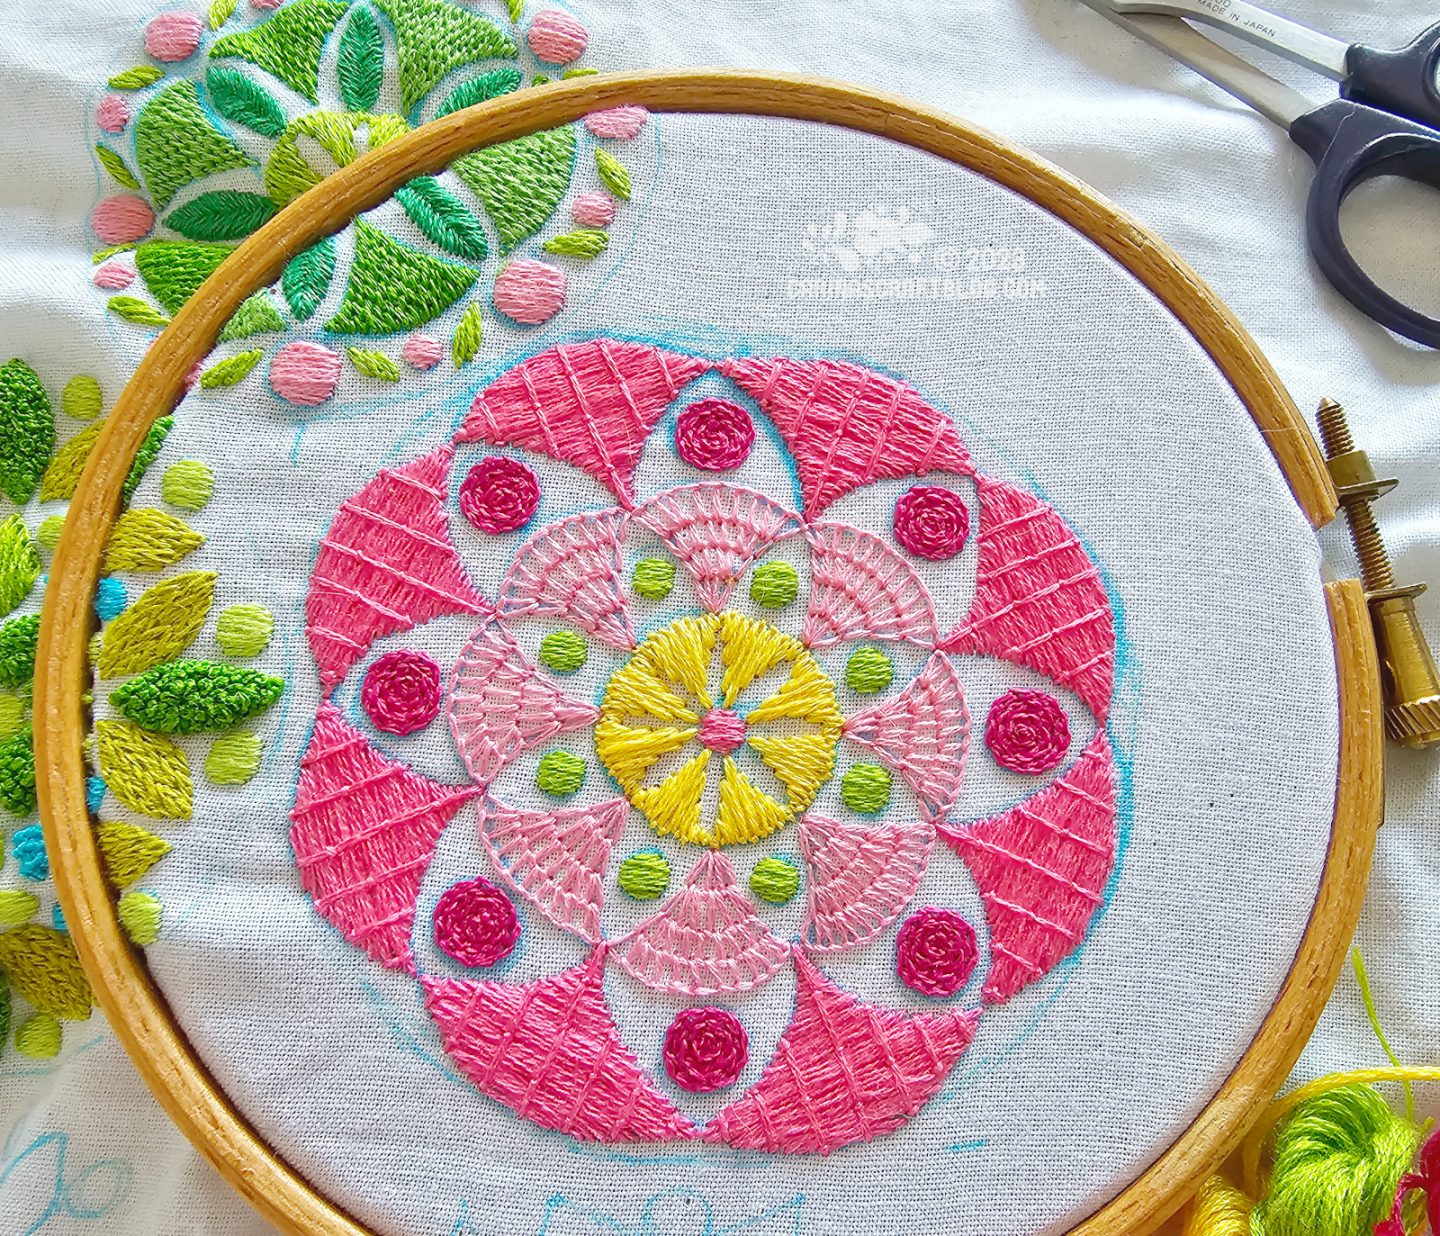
left=0, top=359, right=55, bottom=505
left=0, top=727, right=35, bottom=816
left=39, top=421, right=105, bottom=501
left=96, top=719, right=193, bottom=820
left=217, top=291, right=285, bottom=343
left=166, top=191, right=277, bottom=242
left=95, top=144, right=141, bottom=190
left=118, top=892, right=163, bottom=945
left=15, top=1012, right=61, bottom=1058
left=326, top=219, right=479, bottom=334
left=562, top=67, right=598, bottom=78
left=507, top=0, right=524, bottom=21
left=0, top=891, right=39, bottom=928
left=347, top=347, right=401, bottom=382
left=112, top=660, right=284, bottom=734
left=435, top=67, right=524, bottom=119
left=206, top=66, right=287, bottom=139
left=0, top=925, right=93, bottom=1021
left=199, top=349, right=263, bottom=389
left=0, top=518, right=39, bottom=618
left=107, top=296, right=170, bottom=328
left=0, top=973, right=9, bottom=1053
left=453, top=125, right=576, bottom=251
left=135, top=241, right=236, bottom=314
left=96, top=820, right=172, bottom=888
left=395, top=176, right=488, bottom=260
left=531, top=74, right=550, bottom=86
left=452, top=302, right=483, bottom=367
left=216, top=604, right=273, bottom=657
left=123, top=416, right=174, bottom=501
left=543, top=228, right=608, bottom=258
left=110, top=65, right=165, bottom=90
left=98, top=570, right=216, bottom=679
left=104, top=508, right=206, bottom=573
left=595, top=148, right=632, bottom=200
left=205, top=731, right=263, bottom=785
left=209, top=0, right=349, bottom=104
left=337, top=6, right=384, bottom=111
left=0, top=615, right=40, bottom=689
left=264, top=111, right=409, bottom=206
left=133, top=81, right=253, bottom=210
left=93, top=244, right=137, bottom=265
left=209, top=0, right=238, bottom=29
left=281, top=236, right=337, bottom=321
left=0, top=694, right=26, bottom=742
left=372, top=0, right=515, bottom=112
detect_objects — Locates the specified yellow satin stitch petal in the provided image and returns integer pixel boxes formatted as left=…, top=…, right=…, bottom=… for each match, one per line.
left=602, top=657, right=698, bottom=724
left=745, top=656, right=844, bottom=730
left=718, top=610, right=802, bottom=706
left=631, top=748, right=713, bottom=845
left=713, top=756, right=791, bottom=846
left=593, top=718, right=698, bottom=791
left=634, top=613, right=717, bottom=708
left=745, top=731, right=840, bottom=813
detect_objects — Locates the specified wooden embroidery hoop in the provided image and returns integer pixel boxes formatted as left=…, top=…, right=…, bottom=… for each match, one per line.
left=35, top=70, right=1381, bottom=1236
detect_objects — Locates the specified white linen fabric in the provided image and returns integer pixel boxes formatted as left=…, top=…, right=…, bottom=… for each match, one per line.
left=0, top=1, right=1436, bottom=1234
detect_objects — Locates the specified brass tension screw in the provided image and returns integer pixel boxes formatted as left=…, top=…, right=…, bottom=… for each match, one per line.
left=1317, top=397, right=1440, bottom=749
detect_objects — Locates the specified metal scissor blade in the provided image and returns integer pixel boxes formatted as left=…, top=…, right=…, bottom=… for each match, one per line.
left=1078, top=0, right=1313, bottom=127
left=1106, top=0, right=1350, bottom=78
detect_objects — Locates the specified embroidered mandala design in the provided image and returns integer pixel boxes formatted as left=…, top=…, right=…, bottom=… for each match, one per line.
left=291, top=339, right=1120, bottom=1153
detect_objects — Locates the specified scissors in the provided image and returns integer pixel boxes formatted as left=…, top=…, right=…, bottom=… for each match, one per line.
left=1079, top=0, right=1440, bottom=349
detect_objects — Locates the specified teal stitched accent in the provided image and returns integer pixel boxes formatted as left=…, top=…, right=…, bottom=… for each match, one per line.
left=595, top=148, right=632, bottom=200
left=840, top=763, right=891, bottom=815
left=337, top=6, right=384, bottom=111
left=0, top=518, right=39, bottom=618
left=281, top=236, right=337, bottom=321
left=166, top=191, right=278, bottom=242
left=396, top=177, right=489, bottom=260
left=95, top=145, right=141, bottom=190
left=750, top=560, right=799, bottom=609
left=617, top=850, right=669, bottom=900
left=749, top=856, right=800, bottom=904
left=109, top=66, right=165, bottom=90
left=206, top=66, right=288, bottom=139
left=111, top=660, right=284, bottom=734
left=107, top=297, right=170, bottom=328
left=452, top=303, right=483, bottom=366
left=209, top=0, right=350, bottom=104
left=452, top=125, right=576, bottom=252
left=135, top=241, right=236, bottom=314
left=543, top=229, right=608, bottom=259
left=326, top=219, right=479, bottom=335
left=539, top=630, right=586, bottom=673
left=372, top=0, right=516, bottom=112
left=632, top=557, right=675, bottom=600
left=535, top=750, right=584, bottom=798
left=347, top=347, right=401, bottom=382
left=0, top=359, right=55, bottom=505
left=123, top=416, right=173, bottom=501
left=217, top=291, right=285, bottom=343
left=435, top=67, right=524, bottom=119
left=199, top=350, right=263, bottom=389
left=133, top=81, right=253, bottom=210
left=846, top=646, right=894, bottom=694
left=0, top=727, right=35, bottom=817
left=0, top=616, right=40, bottom=690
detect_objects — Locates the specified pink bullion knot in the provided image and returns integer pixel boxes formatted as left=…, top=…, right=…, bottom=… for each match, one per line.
left=896, top=907, right=978, bottom=997
left=697, top=707, right=746, bottom=754
left=433, top=877, right=520, bottom=968
left=664, top=1007, right=749, bottom=1092
left=674, top=398, right=756, bottom=472
left=985, top=688, right=1070, bottom=774
left=893, top=484, right=970, bottom=560
left=459, top=456, right=541, bottom=534
left=361, top=649, right=442, bottom=736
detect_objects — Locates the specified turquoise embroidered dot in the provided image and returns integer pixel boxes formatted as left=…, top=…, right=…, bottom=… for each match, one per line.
left=841, top=763, right=892, bottom=814
left=750, top=856, right=799, bottom=904
left=846, top=645, right=894, bottom=694
left=536, top=750, right=585, bottom=797
left=617, top=850, right=670, bottom=900
left=539, top=630, right=586, bottom=674
left=632, top=557, right=675, bottom=600
left=750, top=560, right=798, bottom=609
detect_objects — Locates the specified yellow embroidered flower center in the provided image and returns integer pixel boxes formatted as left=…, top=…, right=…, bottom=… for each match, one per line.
left=595, top=612, right=843, bottom=848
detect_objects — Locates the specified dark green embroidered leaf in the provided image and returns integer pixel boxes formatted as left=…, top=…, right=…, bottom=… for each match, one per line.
left=435, top=67, right=524, bottom=119
left=133, top=81, right=253, bottom=210
left=281, top=236, right=337, bottom=321
left=326, top=219, right=479, bottom=334
left=111, top=660, right=285, bottom=734
left=95, top=145, right=141, bottom=190
left=452, top=125, right=576, bottom=252
left=122, top=415, right=174, bottom=501
left=209, top=0, right=349, bottom=104
left=371, top=0, right=515, bottom=112
left=217, top=291, right=285, bottom=342
left=0, top=360, right=55, bottom=505
left=135, top=241, right=236, bottom=314
left=0, top=615, right=40, bottom=690
left=337, top=7, right=384, bottom=111
left=206, top=66, right=287, bottom=139
left=0, top=727, right=35, bottom=817
left=395, top=177, right=488, bottom=260
left=166, top=191, right=278, bottom=241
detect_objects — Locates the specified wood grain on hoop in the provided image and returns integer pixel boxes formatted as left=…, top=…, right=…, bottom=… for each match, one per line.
left=33, top=71, right=1370, bottom=1236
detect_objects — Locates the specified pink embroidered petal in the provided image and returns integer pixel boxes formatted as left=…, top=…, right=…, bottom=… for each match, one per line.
left=842, top=653, right=969, bottom=820
left=721, top=356, right=973, bottom=516
left=424, top=951, right=696, bottom=1143
left=798, top=814, right=933, bottom=952
left=448, top=619, right=599, bottom=786
left=944, top=474, right=1115, bottom=720
left=802, top=523, right=937, bottom=648
left=635, top=484, right=800, bottom=612
left=290, top=704, right=476, bottom=973
left=306, top=445, right=487, bottom=690
left=938, top=731, right=1117, bottom=1004
left=705, top=949, right=979, bottom=1153
left=616, top=851, right=790, bottom=996
left=480, top=795, right=629, bottom=943
left=499, top=509, right=635, bottom=649
left=455, top=340, right=712, bottom=506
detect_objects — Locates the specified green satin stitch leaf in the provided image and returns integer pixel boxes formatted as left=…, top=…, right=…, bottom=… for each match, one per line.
left=0, top=727, right=35, bottom=816
left=325, top=219, right=479, bottom=335
left=135, top=241, right=236, bottom=314
left=96, top=820, right=172, bottom=888
left=209, top=0, right=349, bottom=104
left=0, top=925, right=93, bottom=1021
left=281, top=236, right=337, bottom=321
left=395, top=176, right=488, bottom=260
left=209, top=0, right=238, bottom=29
left=217, top=291, right=285, bottom=342
left=371, top=0, right=515, bottom=112
left=595, top=148, right=632, bottom=200
left=133, top=81, right=253, bottom=210
left=0, top=615, right=40, bottom=690
left=39, top=421, right=105, bottom=502
left=111, top=660, right=284, bottom=734
left=337, top=7, right=384, bottom=111
left=264, top=111, right=409, bottom=206
left=543, top=228, right=608, bottom=258
left=435, top=67, right=524, bottom=119
left=0, top=359, right=54, bottom=505
left=199, top=350, right=263, bottom=389
left=95, top=719, right=193, bottom=820
left=347, top=347, right=401, bottom=382
left=107, top=296, right=170, bottom=328
left=118, top=892, right=163, bottom=945
left=165, top=191, right=277, bottom=241
left=507, top=0, right=524, bottom=21
left=109, top=65, right=165, bottom=90
left=452, top=125, right=576, bottom=252
left=95, top=145, right=141, bottom=190
left=206, top=66, right=287, bottom=139
left=98, top=570, right=216, bottom=679
left=452, top=302, right=483, bottom=367
left=0, top=518, right=39, bottom=619
left=123, top=416, right=174, bottom=501
left=104, top=508, right=206, bottom=573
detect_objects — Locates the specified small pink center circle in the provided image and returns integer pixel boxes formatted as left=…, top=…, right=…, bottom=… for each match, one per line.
left=698, top=708, right=745, bottom=754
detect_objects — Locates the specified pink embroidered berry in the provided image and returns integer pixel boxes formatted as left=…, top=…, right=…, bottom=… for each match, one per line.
left=584, top=106, right=649, bottom=140
left=144, top=11, right=204, bottom=62
left=93, top=259, right=137, bottom=291
left=896, top=907, right=977, bottom=997
left=526, top=9, right=589, bottom=64
left=96, top=94, right=131, bottom=134
left=362, top=649, right=442, bottom=735
left=697, top=708, right=745, bottom=755
left=492, top=258, right=567, bottom=325
left=985, top=688, right=1070, bottom=774
left=459, top=456, right=540, bottom=534
left=433, top=877, right=520, bottom=968
left=402, top=333, right=443, bottom=371
left=674, top=398, right=755, bottom=472
left=663, top=1007, right=748, bottom=1092
left=251, top=0, right=283, bottom=7
left=269, top=341, right=341, bottom=406
left=182, top=360, right=204, bottom=393
left=571, top=191, right=617, bottom=228
left=893, top=485, right=969, bottom=560
left=90, top=195, right=154, bottom=246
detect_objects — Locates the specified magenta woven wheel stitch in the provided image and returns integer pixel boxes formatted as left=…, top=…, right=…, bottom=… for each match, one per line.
left=433, top=877, right=520, bottom=967
left=458, top=456, right=540, bottom=534
left=893, top=484, right=970, bottom=560
left=897, top=907, right=978, bottom=997
left=664, top=1007, right=749, bottom=1092
left=673, top=398, right=756, bottom=472
left=985, top=688, right=1071, bottom=773
left=361, top=650, right=442, bottom=736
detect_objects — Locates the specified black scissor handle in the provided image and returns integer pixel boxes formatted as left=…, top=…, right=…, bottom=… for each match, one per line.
left=1289, top=98, right=1440, bottom=349
left=1344, top=21, right=1440, bottom=134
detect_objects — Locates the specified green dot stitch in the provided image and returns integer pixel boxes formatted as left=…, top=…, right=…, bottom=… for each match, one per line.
left=117, top=891, right=163, bottom=946
left=15, top=1013, right=61, bottom=1059
left=536, top=750, right=585, bottom=798
left=750, top=856, right=800, bottom=904
left=61, top=375, right=103, bottom=421
left=539, top=630, right=587, bottom=674
left=617, top=851, right=670, bottom=900
left=0, top=614, right=40, bottom=689
left=161, top=460, right=215, bottom=512
left=841, top=763, right=892, bottom=815
left=846, top=646, right=895, bottom=694
left=205, top=732, right=264, bottom=786
left=216, top=604, right=274, bottom=658
left=632, top=557, right=676, bottom=600
left=111, top=660, right=284, bottom=735
left=37, top=515, right=66, bottom=552
left=750, top=560, right=799, bottom=609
